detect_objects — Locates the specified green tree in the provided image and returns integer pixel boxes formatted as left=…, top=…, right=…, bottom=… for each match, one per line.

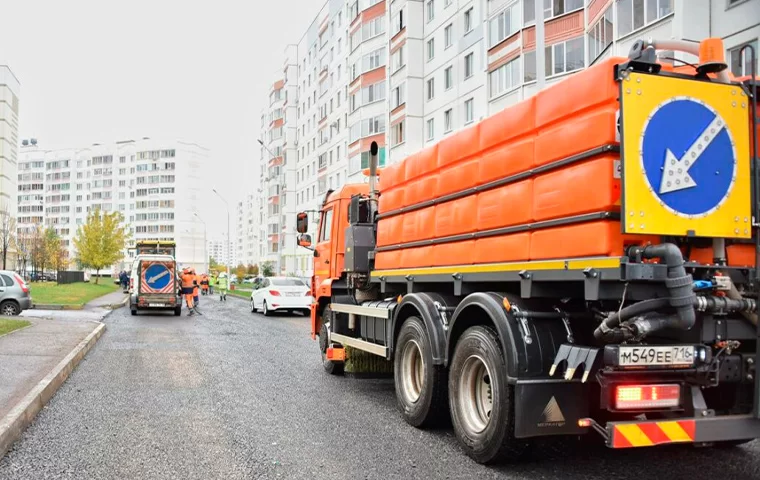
left=250, top=264, right=259, bottom=276
left=209, top=256, right=219, bottom=270
left=260, top=261, right=274, bottom=277
left=73, top=209, right=130, bottom=284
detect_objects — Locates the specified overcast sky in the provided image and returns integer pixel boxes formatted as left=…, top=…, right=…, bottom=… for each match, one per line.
left=0, top=0, right=318, bottom=238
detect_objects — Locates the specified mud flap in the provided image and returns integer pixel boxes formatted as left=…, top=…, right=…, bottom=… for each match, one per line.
left=514, top=379, right=590, bottom=438
left=549, top=344, right=600, bottom=383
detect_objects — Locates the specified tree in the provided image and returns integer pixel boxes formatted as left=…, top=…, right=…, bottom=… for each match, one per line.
left=73, top=209, right=130, bottom=284
left=15, top=228, right=33, bottom=276
left=0, top=207, right=16, bottom=270
left=209, top=256, right=219, bottom=270
left=260, top=261, right=274, bottom=277
left=235, top=263, right=246, bottom=281
left=246, top=264, right=258, bottom=275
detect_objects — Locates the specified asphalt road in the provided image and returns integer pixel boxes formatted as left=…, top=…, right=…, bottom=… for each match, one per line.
left=2, top=294, right=760, bottom=480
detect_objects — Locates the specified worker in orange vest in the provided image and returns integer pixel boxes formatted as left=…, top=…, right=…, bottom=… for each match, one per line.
left=181, top=267, right=202, bottom=316
left=193, top=269, right=201, bottom=307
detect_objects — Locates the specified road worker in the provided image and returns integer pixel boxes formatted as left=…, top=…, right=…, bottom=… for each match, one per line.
left=180, top=267, right=201, bottom=316
left=191, top=268, right=201, bottom=309
left=216, top=272, right=228, bottom=301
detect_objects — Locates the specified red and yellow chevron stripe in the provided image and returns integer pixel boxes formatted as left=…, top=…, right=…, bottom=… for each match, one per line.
left=611, top=420, right=695, bottom=448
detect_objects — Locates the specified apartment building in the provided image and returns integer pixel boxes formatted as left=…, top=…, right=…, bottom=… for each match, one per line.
left=0, top=66, right=20, bottom=268
left=17, top=138, right=208, bottom=273
left=234, top=192, right=257, bottom=267
left=208, top=239, right=235, bottom=266
left=388, top=0, right=487, bottom=161
left=258, top=45, right=300, bottom=275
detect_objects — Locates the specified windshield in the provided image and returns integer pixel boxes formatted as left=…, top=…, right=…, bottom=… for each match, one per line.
left=269, top=278, right=306, bottom=287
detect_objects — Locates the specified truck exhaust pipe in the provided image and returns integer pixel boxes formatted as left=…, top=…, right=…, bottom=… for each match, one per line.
left=369, top=141, right=379, bottom=202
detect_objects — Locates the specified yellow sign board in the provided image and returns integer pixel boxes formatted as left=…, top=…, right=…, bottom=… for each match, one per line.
left=620, top=71, right=751, bottom=239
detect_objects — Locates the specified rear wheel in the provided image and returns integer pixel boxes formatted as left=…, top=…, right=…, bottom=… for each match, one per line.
left=319, top=307, right=344, bottom=375
left=174, top=305, right=182, bottom=316
left=0, top=301, right=19, bottom=316
left=263, top=300, right=272, bottom=317
left=449, top=325, right=527, bottom=464
left=394, top=316, right=448, bottom=428
left=250, top=298, right=256, bottom=313
left=130, top=308, right=137, bottom=316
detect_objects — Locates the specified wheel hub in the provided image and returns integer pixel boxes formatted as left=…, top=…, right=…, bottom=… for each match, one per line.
left=400, top=339, right=424, bottom=404
left=458, top=355, right=493, bottom=434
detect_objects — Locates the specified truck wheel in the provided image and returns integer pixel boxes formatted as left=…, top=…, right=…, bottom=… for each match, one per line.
left=174, top=305, right=182, bottom=316
left=394, top=316, right=448, bottom=428
left=449, top=325, right=528, bottom=464
left=131, top=308, right=137, bottom=316
left=319, top=309, right=344, bottom=375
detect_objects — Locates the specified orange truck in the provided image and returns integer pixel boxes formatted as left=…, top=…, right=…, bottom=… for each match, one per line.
left=296, top=36, right=760, bottom=464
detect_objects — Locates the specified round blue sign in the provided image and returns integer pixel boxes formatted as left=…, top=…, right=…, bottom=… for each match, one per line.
left=641, top=97, right=736, bottom=217
left=145, top=264, right=171, bottom=290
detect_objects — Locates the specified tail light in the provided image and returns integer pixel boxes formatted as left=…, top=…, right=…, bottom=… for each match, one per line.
left=304, top=290, right=311, bottom=296
left=615, top=384, right=681, bottom=410
left=269, top=289, right=281, bottom=296
left=14, top=274, right=29, bottom=294
left=130, top=278, right=134, bottom=289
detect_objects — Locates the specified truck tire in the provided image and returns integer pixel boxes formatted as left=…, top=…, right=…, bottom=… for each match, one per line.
left=131, top=308, right=137, bottom=316
left=394, top=316, right=448, bottom=428
left=319, top=308, right=344, bottom=376
left=174, top=305, right=182, bottom=316
left=449, top=325, right=528, bottom=464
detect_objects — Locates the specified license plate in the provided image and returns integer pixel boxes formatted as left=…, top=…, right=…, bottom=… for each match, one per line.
left=285, top=292, right=300, bottom=297
left=618, top=345, right=695, bottom=367
left=149, top=303, right=166, bottom=307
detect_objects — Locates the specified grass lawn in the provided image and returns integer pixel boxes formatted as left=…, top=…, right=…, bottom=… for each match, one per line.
left=0, top=318, right=31, bottom=337
left=31, top=281, right=120, bottom=306
left=227, top=288, right=251, bottom=299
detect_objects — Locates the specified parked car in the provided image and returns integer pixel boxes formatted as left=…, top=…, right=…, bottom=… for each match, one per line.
left=0, top=270, right=32, bottom=316
left=250, top=276, right=312, bottom=316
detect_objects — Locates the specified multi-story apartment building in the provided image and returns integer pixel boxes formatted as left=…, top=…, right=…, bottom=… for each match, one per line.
left=258, top=45, right=300, bottom=275
left=346, top=0, right=389, bottom=182
left=253, top=0, right=758, bottom=279
left=208, top=239, right=235, bottom=266
left=17, top=138, right=208, bottom=273
left=234, top=192, right=257, bottom=267
left=0, top=66, right=20, bottom=268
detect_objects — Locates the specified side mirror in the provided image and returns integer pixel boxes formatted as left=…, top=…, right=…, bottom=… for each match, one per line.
left=298, top=233, right=313, bottom=249
left=296, top=212, right=308, bottom=234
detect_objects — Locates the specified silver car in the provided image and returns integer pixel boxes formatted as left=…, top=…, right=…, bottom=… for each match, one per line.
left=0, top=270, right=32, bottom=316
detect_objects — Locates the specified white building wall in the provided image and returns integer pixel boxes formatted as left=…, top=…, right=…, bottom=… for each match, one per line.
left=0, top=66, right=20, bottom=230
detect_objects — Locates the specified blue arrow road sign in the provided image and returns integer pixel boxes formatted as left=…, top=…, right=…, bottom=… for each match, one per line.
left=145, top=263, right=171, bottom=290
left=641, top=98, right=736, bottom=216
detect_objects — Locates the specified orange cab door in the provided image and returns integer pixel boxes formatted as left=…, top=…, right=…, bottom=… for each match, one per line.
left=314, top=205, right=336, bottom=292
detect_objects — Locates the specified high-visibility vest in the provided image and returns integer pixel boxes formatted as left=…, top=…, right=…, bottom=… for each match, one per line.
left=181, top=273, right=195, bottom=289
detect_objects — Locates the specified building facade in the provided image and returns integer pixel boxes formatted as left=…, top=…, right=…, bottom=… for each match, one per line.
left=252, top=0, right=759, bottom=279
left=208, top=238, right=235, bottom=266
left=0, top=66, right=20, bottom=269
left=17, top=138, right=208, bottom=274
left=235, top=192, right=257, bottom=267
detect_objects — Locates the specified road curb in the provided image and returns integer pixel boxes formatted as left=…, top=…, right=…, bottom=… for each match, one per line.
left=31, top=304, right=84, bottom=311
left=0, top=321, right=106, bottom=459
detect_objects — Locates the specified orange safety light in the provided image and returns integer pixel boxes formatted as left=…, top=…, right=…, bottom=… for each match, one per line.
left=698, top=38, right=728, bottom=74
left=502, top=297, right=512, bottom=311
left=326, top=347, right=345, bottom=361
left=578, top=418, right=592, bottom=428
left=615, top=384, right=680, bottom=410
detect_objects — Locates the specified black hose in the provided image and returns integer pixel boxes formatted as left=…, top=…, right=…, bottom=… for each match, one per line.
left=593, top=297, right=671, bottom=339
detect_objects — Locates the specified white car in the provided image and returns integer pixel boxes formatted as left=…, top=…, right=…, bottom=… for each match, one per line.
left=250, top=276, right=312, bottom=316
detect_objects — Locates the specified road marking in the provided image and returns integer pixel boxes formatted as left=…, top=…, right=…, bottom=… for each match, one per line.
left=659, top=115, right=725, bottom=194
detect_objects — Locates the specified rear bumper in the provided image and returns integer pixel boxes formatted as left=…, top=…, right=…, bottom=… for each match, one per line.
left=269, top=297, right=312, bottom=310
left=602, top=415, right=760, bottom=448
left=18, top=297, right=32, bottom=310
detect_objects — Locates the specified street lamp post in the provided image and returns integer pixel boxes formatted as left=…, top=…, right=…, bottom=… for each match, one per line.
left=258, top=139, right=283, bottom=275
left=212, top=189, right=231, bottom=282
left=194, top=212, right=208, bottom=274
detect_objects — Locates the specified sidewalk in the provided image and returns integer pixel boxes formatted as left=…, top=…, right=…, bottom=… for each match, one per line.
left=84, top=290, right=128, bottom=310
left=0, top=318, right=104, bottom=457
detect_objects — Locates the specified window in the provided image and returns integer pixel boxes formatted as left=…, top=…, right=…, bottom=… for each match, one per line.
left=588, top=6, right=613, bottom=62
left=427, top=38, right=435, bottom=61
left=444, top=109, right=453, bottom=132
left=617, top=0, right=673, bottom=39
left=445, top=24, right=453, bottom=48
left=444, top=66, right=453, bottom=90
left=319, top=208, right=334, bottom=242
left=427, top=0, right=434, bottom=22
left=392, top=82, right=406, bottom=109
left=524, top=50, right=536, bottom=81
left=489, top=2, right=520, bottom=48
left=489, top=58, right=520, bottom=98
left=427, top=78, right=435, bottom=100
left=465, top=98, right=474, bottom=124
left=464, top=7, right=474, bottom=33
left=392, top=45, right=406, bottom=71
left=525, top=36, right=584, bottom=79
left=729, top=40, right=759, bottom=77
left=524, top=0, right=583, bottom=24
left=392, top=9, right=405, bottom=35
left=391, top=120, right=405, bottom=146
left=427, top=118, right=435, bottom=140
left=464, top=53, right=474, bottom=78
